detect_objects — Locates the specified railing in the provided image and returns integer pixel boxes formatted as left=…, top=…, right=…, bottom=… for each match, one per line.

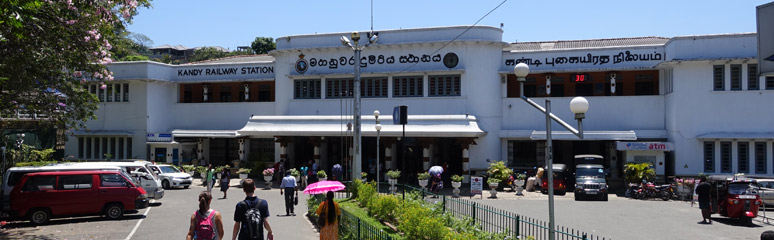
left=443, top=197, right=610, bottom=240
left=306, top=193, right=393, bottom=240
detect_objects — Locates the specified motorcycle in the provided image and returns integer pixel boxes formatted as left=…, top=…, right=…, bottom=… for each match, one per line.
left=635, top=181, right=672, bottom=201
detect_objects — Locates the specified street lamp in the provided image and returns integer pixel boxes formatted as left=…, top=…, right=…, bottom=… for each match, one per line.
left=341, top=31, right=378, bottom=181
left=374, top=110, right=382, bottom=186
left=514, top=63, right=588, bottom=240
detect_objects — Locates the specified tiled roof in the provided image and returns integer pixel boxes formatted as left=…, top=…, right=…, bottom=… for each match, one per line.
left=184, top=54, right=274, bottom=65
left=505, top=37, right=669, bottom=51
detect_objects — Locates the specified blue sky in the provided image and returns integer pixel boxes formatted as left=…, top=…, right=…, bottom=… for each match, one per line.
left=127, top=0, right=770, bottom=50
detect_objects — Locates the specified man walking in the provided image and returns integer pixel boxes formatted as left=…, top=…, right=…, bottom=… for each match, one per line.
left=696, top=176, right=712, bottom=224
left=279, top=170, right=298, bottom=216
left=206, top=164, right=215, bottom=193
left=233, top=179, right=273, bottom=240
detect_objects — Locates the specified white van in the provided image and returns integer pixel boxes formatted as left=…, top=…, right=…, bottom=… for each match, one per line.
left=55, top=162, right=164, bottom=200
left=2, top=165, right=125, bottom=213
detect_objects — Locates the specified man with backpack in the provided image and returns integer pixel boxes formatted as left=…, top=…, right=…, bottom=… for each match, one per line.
left=233, top=179, right=273, bottom=240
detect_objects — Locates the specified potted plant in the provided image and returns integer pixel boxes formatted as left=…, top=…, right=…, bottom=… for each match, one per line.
left=196, top=166, right=207, bottom=178
left=237, top=168, right=251, bottom=179
left=182, top=165, right=196, bottom=177
left=387, top=170, right=401, bottom=194
left=624, top=162, right=655, bottom=197
left=513, top=173, right=527, bottom=195
left=262, top=168, right=274, bottom=189
left=451, top=174, right=463, bottom=198
left=487, top=178, right=502, bottom=198
left=486, top=161, right=513, bottom=191
left=317, top=170, right=328, bottom=181
left=290, top=168, right=300, bottom=182
left=417, top=172, right=430, bottom=189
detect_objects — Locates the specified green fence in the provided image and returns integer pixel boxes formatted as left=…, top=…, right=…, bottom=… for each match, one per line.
left=442, top=196, right=610, bottom=240
left=307, top=193, right=393, bottom=240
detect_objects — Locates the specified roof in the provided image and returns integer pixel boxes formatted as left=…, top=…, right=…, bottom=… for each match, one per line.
left=150, top=44, right=190, bottom=51
left=505, top=37, right=669, bottom=52
left=24, top=170, right=120, bottom=176
left=185, top=54, right=275, bottom=65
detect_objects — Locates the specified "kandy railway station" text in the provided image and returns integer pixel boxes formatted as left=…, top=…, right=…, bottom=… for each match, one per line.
left=177, top=66, right=273, bottom=77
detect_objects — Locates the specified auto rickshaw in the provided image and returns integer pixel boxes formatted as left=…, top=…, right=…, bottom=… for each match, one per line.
left=541, top=164, right=568, bottom=195
left=707, top=175, right=762, bottom=225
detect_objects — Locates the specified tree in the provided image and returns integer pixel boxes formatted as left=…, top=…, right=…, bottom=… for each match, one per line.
left=624, top=162, right=656, bottom=184
left=251, top=37, right=276, bottom=54
left=0, top=0, right=151, bottom=130
left=189, top=47, right=229, bottom=62
left=112, top=30, right=154, bottom=61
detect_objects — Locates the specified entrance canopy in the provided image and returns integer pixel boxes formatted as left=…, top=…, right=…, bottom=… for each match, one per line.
left=499, top=130, right=637, bottom=140
left=237, top=115, right=486, bottom=138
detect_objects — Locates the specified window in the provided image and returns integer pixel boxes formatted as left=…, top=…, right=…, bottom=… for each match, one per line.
left=756, top=142, right=767, bottom=174
left=118, top=138, right=124, bottom=159
left=294, top=79, right=321, bottom=99
left=126, top=137, right=132, bottom=158
left=220, top=86, right=232, bottom=102
left=102, top=137, right=108, bottom=159
left=78, top=137, right=84, bottom=158
left=123, top=83, right=129, bottom=102
left=183, top=85, right=192, bottom=103
left=100, top=173, right=128, bottom=187
left=90, top=84, right=97, bottom=96
left=363, top=77, right=388, bottom=98
left=86, top=137, right=92, bottom=159
left=428, top=75, right=461, bottom=96
left=713, top=65, right=725, bottom=90
left=634, top=74, right=657, bottom=95
left=114, top=84, right=121, bottom=102
left=258, top=84, right=272, bottom=102
left=550, top=77, right=565, bottom=97
left=110, top=137, right=116, bottom=159
left=704, top=141, right=715, bottom=172
left=59, top=175, right=93, bottom=190
left=393, top=76, right=423, bottom=97
left=97, top=85, right=104, bottom=102
left=748, top=64, right=758, bottom=90
left=767, top=77, right=774, bottom=90
left=106, top=84, right=113, bottom=102
left=738, top=142, right=748, bottom=173
left=720, top=141, right=731, bottom=173
left=730, top=64, right=742, bottom=90
left=575, top=83, right=593, bottom=96
left=522, top=77, right=538, bottom=97
left=77, top=136, right=132, bottom=159
left=23, top=176, right=56, bottom=192
left=94, top=137, right=101, bottom=159
left=326, top=78, right=353, bottom=99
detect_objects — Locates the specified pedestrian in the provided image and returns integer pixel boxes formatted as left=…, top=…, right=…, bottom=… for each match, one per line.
left=332, top=163, right=343, bottom=181
left=762, top=230, right=774, bottom=240
left=186, top=191, right=224, bottom=240
left=220, top=167, right=231, bottom=199
left=207, top=164, right=215, bottom=193
left=307, top=160, right=318, bottom=184
left=696, top=176, right=712, bottom=224
left=275, top=159, right=285, bottom=185
left=315, top=191, right=341, bottom=240
left=233, top=179, right=273, bottom=240
left=299, top=164, right=308, bottom=189
left=280, top=170, right=298, bottom=216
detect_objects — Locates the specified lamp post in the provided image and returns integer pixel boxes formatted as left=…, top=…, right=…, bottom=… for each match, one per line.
left=514, top=63, right=588, bottom=240
left=341, top=31, right=378, bottom=181
left=374, top=110, right=382, bottom=186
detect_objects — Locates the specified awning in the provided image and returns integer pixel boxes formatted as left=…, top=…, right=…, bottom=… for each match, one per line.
left=500, top=130, right=637, bottom=140
left=696, top=132, right=774, bottom=140
left=171, top=130, right=239, bottom=138
left=237, top=115, right=486, bottom=138
left=71, top=130, right=134, bottom=136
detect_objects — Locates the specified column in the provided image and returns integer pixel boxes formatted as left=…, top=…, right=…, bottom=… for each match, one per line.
left=422, top=147, right=430, bottom=170
left=196, top=138, right=203, bottom=166
left=238, top=138, right=245, bottom=162
left=385, top=146, right=392, bottom=170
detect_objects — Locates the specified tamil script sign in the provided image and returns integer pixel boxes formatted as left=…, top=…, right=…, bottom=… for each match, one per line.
left=616, top=142, right=674, bottom=151
left=470, top=176, right=483, bottom=198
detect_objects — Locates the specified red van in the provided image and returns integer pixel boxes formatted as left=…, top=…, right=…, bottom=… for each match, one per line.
left=10, top=170, right=148, bottom=224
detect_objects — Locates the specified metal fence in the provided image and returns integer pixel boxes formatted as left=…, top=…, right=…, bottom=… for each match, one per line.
left=443, top=196, right=610, bottom=240
left=307, top=193, right=394, bottom=240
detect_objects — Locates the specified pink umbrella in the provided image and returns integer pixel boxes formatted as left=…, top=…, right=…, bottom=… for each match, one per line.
left=303, top=180, right=346, bottom=194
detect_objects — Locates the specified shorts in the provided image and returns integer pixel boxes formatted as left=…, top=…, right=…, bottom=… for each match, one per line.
left=699, top=199, right=710, bottom=210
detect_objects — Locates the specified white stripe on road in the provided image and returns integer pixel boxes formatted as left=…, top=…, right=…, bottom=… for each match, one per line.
left=125, top=200, right=153, bottom=240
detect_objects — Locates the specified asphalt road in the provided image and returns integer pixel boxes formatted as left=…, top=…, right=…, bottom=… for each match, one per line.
left=0, top=179, right=318, bottom=240
left=459, top=191, right=774, bottom=240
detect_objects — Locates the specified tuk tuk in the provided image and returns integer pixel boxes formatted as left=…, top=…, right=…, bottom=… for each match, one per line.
left=541, top=164, right=568, bottom=195
left=707, top=175, right=762, bottom=225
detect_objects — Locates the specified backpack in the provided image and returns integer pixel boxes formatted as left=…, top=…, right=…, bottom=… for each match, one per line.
left=195, top=210, right=216, bottom=240
left=243, top=199, right=265, bottom=239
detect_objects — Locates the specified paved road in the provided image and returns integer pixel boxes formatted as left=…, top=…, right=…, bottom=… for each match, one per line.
left=0, top=178, right=318, bottom=240
left=451, top=190, right=774, bottom=240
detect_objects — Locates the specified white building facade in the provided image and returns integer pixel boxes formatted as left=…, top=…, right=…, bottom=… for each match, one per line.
left=64, top=25, right=774, bottom=186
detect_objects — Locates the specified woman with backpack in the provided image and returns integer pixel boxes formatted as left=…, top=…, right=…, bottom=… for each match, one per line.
left=187, top=191, right=225, bottom=240
left=315, top=191, right=340, bottom=240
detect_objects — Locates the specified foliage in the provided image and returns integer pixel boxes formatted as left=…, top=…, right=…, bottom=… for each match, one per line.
left=396, top=199, right=448, bottom=240
left=195, top=166, right=207, bottom=173
left=514, top=173, right=527, bottom=181
left=307, top=194, right=323, bottom=217
left=451, top=174, right=464, bottom=182
left=0, top=0, right=151, bottom=130
left=367, top=194, right=400, bottom=223
left=417, top=172, right=430, bottom=180
left=487, top=177, right=502, bottom=185
left=181, top=164, right=196, bottom=173
left=237, top=168, right=252, bottom=174
left=189, top=46, right=229, bottom=62
left=120, top=54, right=149, bottom=61
left=356, top=181, right=377, bottom=208
left=624, top=162, right=655, bottom=183
left=250, top=37, right=276, bottom=54
left=486, top=161, right=513, bottom=182
left=317, top=170, right=327, bottom=178
left=14, top=161, right=58, bottom=167
left=262, top=168, right=274, bottom=176
left=290, top=168, right=300, bottom=177
left=361, top=172, right=367, bottom=179
left=112, top=30, right=152, bottom=60
left=214, top=165, right=229, bottom=173
left=350, top=179, right=362, bottom=199
left=387, top=170, right=401, bottom=179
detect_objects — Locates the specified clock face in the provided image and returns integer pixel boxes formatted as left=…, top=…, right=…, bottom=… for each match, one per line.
left=443, top=53, right=459, bottom=68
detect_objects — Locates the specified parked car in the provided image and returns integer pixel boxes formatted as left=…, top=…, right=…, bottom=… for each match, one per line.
left=752, top=178, right=774, bottom=206
left=149, top=164, right=192, bottom=189
left=1, top=165, right=124, bottom=215
left=55, top=162, right=164, bottom=200
left=574, top=163, right=609, bottom=201
left=541, top=164, right=568, bottom=195
left=10, top=170, right=148, bottom=224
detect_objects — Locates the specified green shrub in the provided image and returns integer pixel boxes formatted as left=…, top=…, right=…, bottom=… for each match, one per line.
left=14, top=161, right=58, bottom=167
left=181, top=164, right=196, bottom=173
left=237, top=168, right=252, bottom=174
left=387, top=170, right=401, bottom=179
left=356, top=181, right=377, bottom=208
left=307, top=194, right=323, bottom=217
left=417, top=172, right=430, bottom=180
left=290, top=168, right=300, bottom=177
left=350, top=179, right=363, bottom=199
left=451, top=174, right=463, bottom=182
left=368, top=194, right=400, bottom=223
left=397, top=203, right=449, bottom=240
left=487, top=178, right=502, bottom=185
left=317, top=170, right=327, bottom=178
left=486, top=161, right=512, bottom=182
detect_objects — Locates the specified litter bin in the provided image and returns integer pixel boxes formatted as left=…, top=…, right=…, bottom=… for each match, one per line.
left=526, top=177, right=536, bottom=192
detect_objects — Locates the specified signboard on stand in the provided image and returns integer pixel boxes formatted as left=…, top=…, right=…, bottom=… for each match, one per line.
left=471, top=176, right=483, bottom=199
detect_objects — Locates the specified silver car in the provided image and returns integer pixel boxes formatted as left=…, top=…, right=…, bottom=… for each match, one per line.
left=150, top=164, right=193, bottom=189
left=756, top=179, right=774, bottom=206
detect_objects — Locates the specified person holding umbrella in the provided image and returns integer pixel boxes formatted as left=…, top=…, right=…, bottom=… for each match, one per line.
left=429, top=166, right=444, bottom=195
left=315, top=191, right=340, bottom=240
